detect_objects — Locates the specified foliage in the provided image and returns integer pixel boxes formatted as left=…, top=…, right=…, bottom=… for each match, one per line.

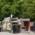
left=0, top=0, right=35, bottom=21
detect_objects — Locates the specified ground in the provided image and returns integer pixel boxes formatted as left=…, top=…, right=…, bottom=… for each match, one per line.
left=0, top=31, right=35, bottom=35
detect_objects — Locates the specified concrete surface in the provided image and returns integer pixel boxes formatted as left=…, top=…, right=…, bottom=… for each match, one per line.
left=0, top=31, right=35, bottom=35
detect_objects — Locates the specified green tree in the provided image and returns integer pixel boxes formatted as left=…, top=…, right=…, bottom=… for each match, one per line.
left=0, top=0, right=35, bottom=21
